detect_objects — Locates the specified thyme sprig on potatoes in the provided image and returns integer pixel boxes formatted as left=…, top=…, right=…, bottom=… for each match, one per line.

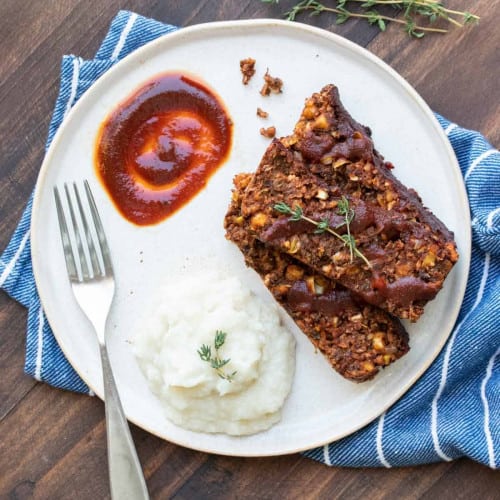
left=261, top=0, right=479, bottom=38
left=273, top=198, right=371, bottom=267
left=198, top=330, right=237, bottom=382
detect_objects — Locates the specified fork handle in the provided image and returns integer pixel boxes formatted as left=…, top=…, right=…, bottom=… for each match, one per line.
left=100, top=344, right=150, bottom=500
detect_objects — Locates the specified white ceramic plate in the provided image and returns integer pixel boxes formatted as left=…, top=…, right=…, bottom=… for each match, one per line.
left=31, top=20, right=470, bottom=456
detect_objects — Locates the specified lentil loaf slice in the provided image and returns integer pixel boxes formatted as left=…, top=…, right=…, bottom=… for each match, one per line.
left=240, top=85, right=459, bottom=321
left=225, top=173, right=409, bottom=382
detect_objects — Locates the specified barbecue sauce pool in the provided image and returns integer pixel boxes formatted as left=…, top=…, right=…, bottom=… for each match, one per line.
left=95, top=73, right=232, bottom=225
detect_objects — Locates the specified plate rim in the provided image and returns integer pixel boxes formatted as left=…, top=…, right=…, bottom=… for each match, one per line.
left=30, top=18, right=471, bottom=457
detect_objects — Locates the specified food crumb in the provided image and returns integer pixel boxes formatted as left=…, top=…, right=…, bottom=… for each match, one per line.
left=240, top=57, right=256, bottom=85
left=260, top=126, right=276, bottom=138
left=256, top=107, right=269, bottom=118
left=260, top=69, right=283, bottom=96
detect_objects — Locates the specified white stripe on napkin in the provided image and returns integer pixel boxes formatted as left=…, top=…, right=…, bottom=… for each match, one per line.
left=111, top=12, right=138, bottom=61
left=35, top=307, right=45, bottom=381
left=0, top=229, right=31, bottom=287
left=376, top=412, right=391, bottom=467
left=63, top=57, right=81, bottom=120
left=444, top=123, right=457, bottom=136
left=481, top=346, right=499, bottom=469
left=322, top=444, right=331, bottom=466
left=431, top=253, right=491, bottom=461
left=464, top=149, right=499, bottom=182
left=487, top=207, right=500, bottom=228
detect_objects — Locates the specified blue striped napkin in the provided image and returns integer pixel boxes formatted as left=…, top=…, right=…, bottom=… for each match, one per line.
left=1, top=10, right=498, bottom=468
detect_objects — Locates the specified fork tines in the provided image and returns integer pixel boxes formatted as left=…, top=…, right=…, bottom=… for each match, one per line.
left=54, top=181, right=113, bottom=283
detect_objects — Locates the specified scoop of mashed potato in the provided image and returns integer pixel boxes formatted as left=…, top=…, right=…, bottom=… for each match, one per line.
left=133, top=268, right=295, bottom=435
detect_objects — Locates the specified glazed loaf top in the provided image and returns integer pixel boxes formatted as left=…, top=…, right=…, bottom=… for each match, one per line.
left=240, top=85, right=458, bottom=322
left=225, top=173, right=409, bottom=382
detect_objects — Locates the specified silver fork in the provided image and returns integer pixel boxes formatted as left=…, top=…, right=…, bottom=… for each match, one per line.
left=54, top=180, right=149, bottom=500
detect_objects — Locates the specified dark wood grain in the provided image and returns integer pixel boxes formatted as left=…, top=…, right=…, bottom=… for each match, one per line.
left=1, top=1, right=498, bottom=499
left=365, top=0, right=500, bottom=145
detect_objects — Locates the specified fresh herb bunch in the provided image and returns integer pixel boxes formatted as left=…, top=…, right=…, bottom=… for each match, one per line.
left=273, top=197, right=371, bottom=267
left=198, top=330, right=237, bottom=382
left=261, top=0, right=479, bottom=38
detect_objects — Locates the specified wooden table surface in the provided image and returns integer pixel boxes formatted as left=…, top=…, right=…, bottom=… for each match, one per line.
left=1, top=1, right=498, bottom=498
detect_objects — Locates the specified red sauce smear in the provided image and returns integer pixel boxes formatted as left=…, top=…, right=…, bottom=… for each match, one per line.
left=95, top=73, right=232, bottom=225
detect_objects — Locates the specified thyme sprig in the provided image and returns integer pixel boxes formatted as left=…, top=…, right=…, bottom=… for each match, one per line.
left=198, top=330, right=237, bottom=382
left=273, top=198, right=371, bottom=267
left=261, top=0, right=479, bottom=38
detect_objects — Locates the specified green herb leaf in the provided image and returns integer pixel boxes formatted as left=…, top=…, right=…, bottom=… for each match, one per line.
left=273, top=201, right=293, bottom=215
left=463, top=12, right=479, bottom=24
left=290, top=205, right=304, bottom=221
left=198, top=331, right=237, bottom=382
left=337, top=196, right=355, bottom=224
left=211, top=358, right=230, bottom=369
left=272, top=198, right=371, bottom=267
left=214, top=329, right=226, bottom=349
left=314, top=218, right=330, bottom=234
left=197, top=344, right=211, bottom=362
left=336, top=196, right=350, bottom=215
left=341, top=233, right=356, bottom=247
left=335, top=5, right=350, bottom=24
left=261, top=0, right=478, bottom=38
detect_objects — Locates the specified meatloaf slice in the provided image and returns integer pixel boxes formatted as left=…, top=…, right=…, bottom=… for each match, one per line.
left=225, top=173, right=409, bottom=382
left=240, top=85, right=458, bottom=321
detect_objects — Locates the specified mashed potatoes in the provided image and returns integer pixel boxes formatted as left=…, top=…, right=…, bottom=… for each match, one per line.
left=133, top=268, right=295, bottom=435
